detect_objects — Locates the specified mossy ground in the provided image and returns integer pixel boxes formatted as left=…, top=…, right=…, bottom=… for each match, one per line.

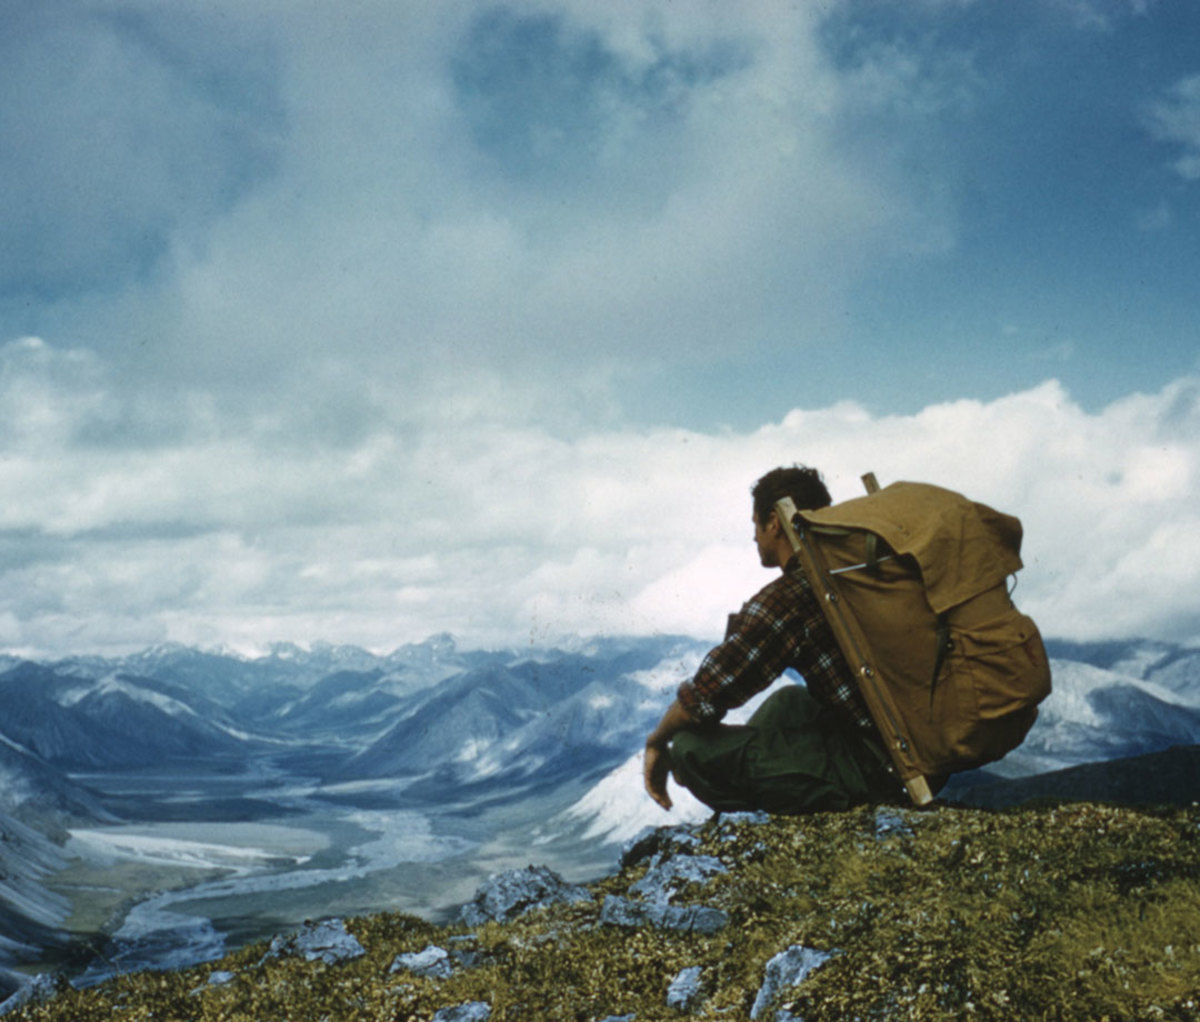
left=8, top=802, right=1199, bottom=1021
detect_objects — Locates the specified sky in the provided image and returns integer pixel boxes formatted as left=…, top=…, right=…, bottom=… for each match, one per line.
left=1, top=0, right=1198, bottom=658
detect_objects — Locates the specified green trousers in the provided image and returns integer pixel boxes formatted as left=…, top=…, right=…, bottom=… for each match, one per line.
left=670, top=685, right=901, bottom=814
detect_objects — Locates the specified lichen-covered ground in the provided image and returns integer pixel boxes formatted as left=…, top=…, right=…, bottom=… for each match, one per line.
left=7, top=801, right=1199, bottom=1021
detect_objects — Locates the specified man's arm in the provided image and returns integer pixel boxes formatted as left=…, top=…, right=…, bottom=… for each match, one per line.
left=643, top=698, right=696, bottom=810
left=644, top=575, right=800, bottom=809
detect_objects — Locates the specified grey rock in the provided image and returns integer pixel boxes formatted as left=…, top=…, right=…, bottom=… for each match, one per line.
left=716, top=810, right=771, bottom=828
left=619, top=824, right=702, bottom=869
left=874, top=807, right=915, bottom=839
left=450, top=947, right=485, bottom=969
left=260, top=918, right=366, bottom=966
left=390, top=945, right=453, bottom=978
left=432, top=1000, right=491, bottom=1022
left=666, top=965, right=703, bottom=1012
left=749, top=945, right=832, bottom=1020
left=630, top=852, right=727, bottom=905
left=599, top=895, right=728, bottom=935
left=598, top=1015, right=636, bottom=1021
left=460, top=864, right=592, bottom=926
left=598, top=894, right=647, bottom=928
left=188, top=970, right=238, bottom=996
left=446, top=935, right=488, bottom=968
left=0, top=974, right=57, bottom=1016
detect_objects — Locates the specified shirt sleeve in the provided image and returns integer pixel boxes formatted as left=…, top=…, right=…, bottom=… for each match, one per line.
left=677, top=582, right=799, bottom=723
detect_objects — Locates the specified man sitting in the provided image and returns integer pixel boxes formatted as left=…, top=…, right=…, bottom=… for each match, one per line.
left=643, top=465, right=900, bottom=814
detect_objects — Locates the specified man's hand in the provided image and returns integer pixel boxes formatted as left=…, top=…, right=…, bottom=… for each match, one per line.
left=643, top=697, right=696, bottom=811
left=643, top=741, right=673, bottom=810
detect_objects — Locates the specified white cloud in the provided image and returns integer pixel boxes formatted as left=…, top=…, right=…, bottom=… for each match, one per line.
left=0, top=4, right=282, bottom=297
left=1, top=337, right=1198, bottom=656
left=3, top=4, right=1197, bottom=657
left=15, top=0, right=965, bottom=410
left=1144, top=74, right=1200, bottom=181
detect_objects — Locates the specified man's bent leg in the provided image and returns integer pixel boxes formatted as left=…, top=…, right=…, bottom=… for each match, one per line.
left=670, top=724, right=762, bottom=812
left=670, top=685, right=899, bottom=814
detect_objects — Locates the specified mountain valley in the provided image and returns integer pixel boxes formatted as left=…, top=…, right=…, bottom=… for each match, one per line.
left=0, top=633, right=1197, bottom=1004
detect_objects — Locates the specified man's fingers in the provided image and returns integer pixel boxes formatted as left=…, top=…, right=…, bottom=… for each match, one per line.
left=645, top=776, right=672, bottom=810
left=643, top=745, right=674, bottom=810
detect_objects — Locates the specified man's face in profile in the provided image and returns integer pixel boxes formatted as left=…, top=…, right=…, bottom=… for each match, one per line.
left=753, top=510, right=780, bottom=570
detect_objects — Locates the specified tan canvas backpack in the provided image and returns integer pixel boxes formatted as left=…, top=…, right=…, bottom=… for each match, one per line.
left=777, top=475, right=1052, bottom=806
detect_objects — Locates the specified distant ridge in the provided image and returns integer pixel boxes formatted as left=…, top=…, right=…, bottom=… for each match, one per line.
left=945, top=743, right=1200, bottom=810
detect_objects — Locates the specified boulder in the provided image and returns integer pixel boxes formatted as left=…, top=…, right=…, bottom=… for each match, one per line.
left=390, top=945, right=453, bottom=979
left=432, top=1001, right=491, bottom=1022
left=666, top=966, right=703, bottom=1012
left=630, top=852, right=727, bottom=904
left=599, top=895, right=728, bottom=935
left=460, top=865, right=591, bottom=926
left=750, top=945, right=832, bottom=1020
left=260, top=919, right=366, bottom=966
left=0, top=974, right=57, bottom=1016
left=619, top=824, right=702, bottom=869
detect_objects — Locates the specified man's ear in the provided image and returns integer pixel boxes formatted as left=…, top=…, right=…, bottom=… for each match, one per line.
left=764, top=509, right=781, bottom=535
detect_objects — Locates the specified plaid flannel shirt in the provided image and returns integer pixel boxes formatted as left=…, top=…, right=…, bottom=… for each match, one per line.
left=677, top=558, right=877, bottom=734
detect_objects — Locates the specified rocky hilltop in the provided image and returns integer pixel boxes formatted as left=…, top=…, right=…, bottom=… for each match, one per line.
left=4, top=800, right=1198, bottom=1022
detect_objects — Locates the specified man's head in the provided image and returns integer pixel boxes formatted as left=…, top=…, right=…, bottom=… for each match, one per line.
left=751, top=465, right=832, bottom=523
left=750, top=465, right=832, bottom=569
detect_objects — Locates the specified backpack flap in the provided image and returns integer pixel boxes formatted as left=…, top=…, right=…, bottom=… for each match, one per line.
left=802, top=481, right=1024, bottom=614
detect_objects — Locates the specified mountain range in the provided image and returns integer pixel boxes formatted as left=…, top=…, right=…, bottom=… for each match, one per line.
left=0, top=632, right=1197, bottom=998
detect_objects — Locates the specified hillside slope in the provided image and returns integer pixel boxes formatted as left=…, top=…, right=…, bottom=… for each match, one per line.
left=5, top=801, right=1198, bottom=1021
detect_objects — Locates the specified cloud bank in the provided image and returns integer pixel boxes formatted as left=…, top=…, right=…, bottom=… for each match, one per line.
left=1, top=336, right=1196, bottom=656
left=3, top=2, right=1198, bottom=656
left=0, top=0, right=973, bottom=414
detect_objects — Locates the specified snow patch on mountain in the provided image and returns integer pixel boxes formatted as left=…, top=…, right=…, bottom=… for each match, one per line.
left=91, top=674, right=202, bottom=719
left=627, top=652, right=705, bottom=695
left=455, top=739, right=492, bottom=765
left=1040, top=659, right=1196, bottom=730
left=1108, top=642, right=1177, bottom=680
left=560, top=752, right=711, bottom=845
left=1145, top=650, right=1200, bottom=706
left=978, top=656, right=1200, bottom=778
left=1038, top=662, right=1120, bottom=728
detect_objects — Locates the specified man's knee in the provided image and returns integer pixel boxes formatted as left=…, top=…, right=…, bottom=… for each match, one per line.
left=668, top=727, right=709, bottom=788
left=667, top=725, right=759, bottom=812
left=669, top=727, right=704, bottom=758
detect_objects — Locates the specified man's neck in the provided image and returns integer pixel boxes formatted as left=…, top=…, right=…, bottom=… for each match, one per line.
left=770, top=535, right=797, bottom=571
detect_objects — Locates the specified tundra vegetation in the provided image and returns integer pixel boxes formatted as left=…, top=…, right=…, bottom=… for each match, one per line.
left=6, top=801, right=1199, bottom=1021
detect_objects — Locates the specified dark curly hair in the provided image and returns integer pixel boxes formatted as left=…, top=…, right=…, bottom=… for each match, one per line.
left=751, top=465, right=832, bottom=523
